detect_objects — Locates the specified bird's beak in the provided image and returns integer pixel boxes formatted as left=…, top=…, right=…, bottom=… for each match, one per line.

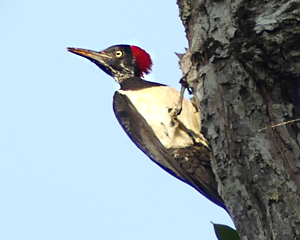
left=67, top=47, right=111, bottom=62
left=67, top=47, right=114, bottom=77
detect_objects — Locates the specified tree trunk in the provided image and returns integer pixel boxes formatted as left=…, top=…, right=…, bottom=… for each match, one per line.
left=177, top=0, right=300, bottom=239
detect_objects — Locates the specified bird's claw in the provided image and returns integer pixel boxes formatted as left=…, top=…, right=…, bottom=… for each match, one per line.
left=175, top=106, right=182, bottom=116
left=169, top=106, right=181, bottom=119
left=175, top=76, right=188, bottom=117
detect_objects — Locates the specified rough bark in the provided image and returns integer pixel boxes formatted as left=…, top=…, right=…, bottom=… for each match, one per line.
left=177, top=0, right=300, bottom=239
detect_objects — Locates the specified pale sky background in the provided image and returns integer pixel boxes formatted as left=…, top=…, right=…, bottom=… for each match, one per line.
left=1, top=1, right=234, bottom=239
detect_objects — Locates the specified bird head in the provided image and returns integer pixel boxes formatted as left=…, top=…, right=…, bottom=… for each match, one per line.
left=67, top=45, right=153, bottom=83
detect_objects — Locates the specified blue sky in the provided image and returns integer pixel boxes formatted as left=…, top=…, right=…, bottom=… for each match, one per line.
left=1, top=0, right=233, bottom=239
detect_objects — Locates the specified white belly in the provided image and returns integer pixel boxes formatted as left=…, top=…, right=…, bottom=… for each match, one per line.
left=118, top=85, right=202, bottom=149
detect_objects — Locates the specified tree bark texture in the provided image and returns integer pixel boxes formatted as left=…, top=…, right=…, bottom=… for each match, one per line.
left=177, top=0, right=300, bottom=239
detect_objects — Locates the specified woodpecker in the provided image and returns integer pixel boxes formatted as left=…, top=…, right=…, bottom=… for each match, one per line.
left=67, top=45, right=226, bottom=210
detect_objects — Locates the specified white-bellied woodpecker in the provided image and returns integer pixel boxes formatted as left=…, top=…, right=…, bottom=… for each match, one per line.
left=67, top=45, right=226, bottom=210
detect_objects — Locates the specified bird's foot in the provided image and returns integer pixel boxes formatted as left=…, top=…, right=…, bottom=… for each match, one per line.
left=168, top=106, right=180, bottom=119
left=174, top=106, right=182, bottom=116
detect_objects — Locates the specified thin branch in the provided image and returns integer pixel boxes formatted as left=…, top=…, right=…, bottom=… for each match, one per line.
left=258, top=118, right=300, bottom=132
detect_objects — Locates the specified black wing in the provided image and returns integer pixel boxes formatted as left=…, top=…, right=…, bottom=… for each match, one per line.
left=113, top=91, right=226, bottom=210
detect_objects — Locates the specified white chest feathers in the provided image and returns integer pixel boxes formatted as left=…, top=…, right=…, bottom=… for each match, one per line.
left=118, top=85, right=204, bottom=149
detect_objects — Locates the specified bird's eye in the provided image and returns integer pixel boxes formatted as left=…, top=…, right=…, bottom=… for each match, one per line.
left=115, top=50, right=123, bottom=58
